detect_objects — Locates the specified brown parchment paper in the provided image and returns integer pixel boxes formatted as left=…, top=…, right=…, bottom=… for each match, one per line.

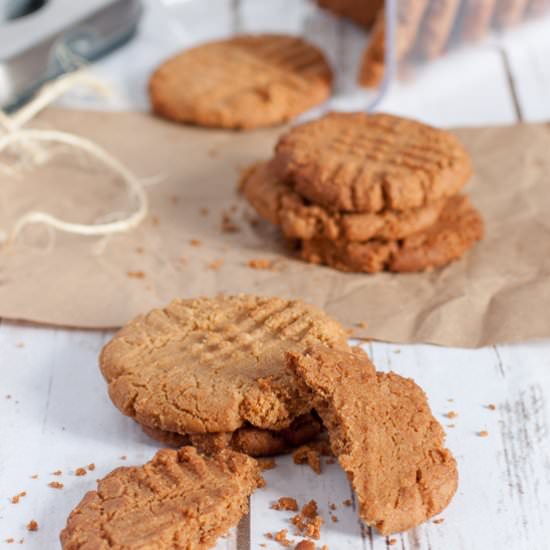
left=1, top=108, right=549, bottom=347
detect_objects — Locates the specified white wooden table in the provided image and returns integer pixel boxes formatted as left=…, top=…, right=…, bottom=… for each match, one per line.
left=1, top=1, right=550, bottom=549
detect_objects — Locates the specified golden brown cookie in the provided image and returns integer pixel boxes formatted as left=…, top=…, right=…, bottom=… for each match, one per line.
left=299, top=195, right=484, bottom=273
left=417, top=0, right=462, bottom=59
left=242, top=160, right=447, bottom=242
left=287, top=346, right=458, bottom=535
left=274, top=112, right=472, bottom=213
left=388, top=194, right=484, bottom=272
left=100, top=295, right=349, bottom=436
left=60, top=447, right=261, bottom=550
left=300, top=237, right=396, bottom=273
left=316, top=0, right=383, bottom=29
left=358, top=1, right=430, bottom=87
left=149, top=34, right=333, bottom=130
left=141, top=413, right=323, bottom=457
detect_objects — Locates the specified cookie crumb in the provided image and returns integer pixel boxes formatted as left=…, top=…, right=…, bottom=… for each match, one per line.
left=393, top=349, right=401, bottom=354
left=294, top=541, right=315, bottom=550
left=247, top=258, right=274, bottom=270
left=170, top=195, right=179, bottom=204
left=342, top=499, right=352, bottom=507
left=127, top=271, right=145, bottom=279
left=150, top=215, right=160, bottom=226
left=329, top=503, right=336, bottom=511
left=48, top=481, right=64, bottom=489
left=448, top=398, right=454, bottom=402
left=325, top=458, right=336, bottom=465
left=433, top=518, right=445, bottom=524
left=189, top=239, right=201, bottom=247
left=51, top=470, right=62, bottom=476
left=30, top=475, right=38, bottom=480
left=447, top=424, right=456, bottom=428
left=75, top=467, right=87, bottom=476
left=291, top=500, right=323, bottom=539
left=221, top=213, right=240, bottom=233
left=356, top=321, right=368, bottom=329
left=478, top=430, right=489, bottom=437
left=87, top=464, right=96, bottom=471
left=271, top=497, right=298, bottom=512
left=258, top=458, right=276, bottom=471
left=487, top=404, right=496, bottom=410
left=120, top=455, right=127, bottom=460
left=135, top=246, right=144, bottom=254
left=321, top=546, right=329, bottom=550
left=331, top=514, right=338, bottom=522
left=445, top=411, right=458, bottom=419
left=265, top=532, right=273, bottom=540
left=200, top=207, right=209, bottom=216
left=292, top=445, right=321, bottom=474
left=5, top=538, right=14, bottom=544
left=10, top=492, right=26, bottom=504
left=208, top=259, right=224, bottom=271
left=274, top=528, right=292, bottom=547
left=26, top=520, right=38, bottom=532
left=15, top=341, right=25, bottom=348
left=388, top=538, right=397, bottom=546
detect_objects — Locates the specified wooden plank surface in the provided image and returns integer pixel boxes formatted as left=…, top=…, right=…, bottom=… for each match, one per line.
left=2, top=0, right=550, bottom=549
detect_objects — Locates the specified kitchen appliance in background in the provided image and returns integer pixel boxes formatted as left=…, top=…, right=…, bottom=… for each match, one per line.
left=0, top=0, right=143, bottom=111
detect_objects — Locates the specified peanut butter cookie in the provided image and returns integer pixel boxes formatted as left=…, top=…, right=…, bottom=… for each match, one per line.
left=287, top=346, right=458, bottom=535
left=141, top=413, right=323, bottom=457
left=274, top=112, right=472, bottom=213
left=60, top=447, right=261, bottom=550
left=149, top=34, right=333, bottom=129
left=100, top=295, right=349, bottom=436
left=242, top=160, right=446, bottom=242
left=299, top=195, right=484, bottom=272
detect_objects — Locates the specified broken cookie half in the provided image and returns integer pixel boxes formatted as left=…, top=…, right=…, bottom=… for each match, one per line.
left=60, top=446, right=262, bottom=550
left=287, top=345, right=458, bottom=535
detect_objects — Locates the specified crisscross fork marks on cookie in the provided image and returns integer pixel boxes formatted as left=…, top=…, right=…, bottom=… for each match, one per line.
left=275, top=112, right=472, bottom=212
left=185, top=300, right=321, bottom=366
left=100, top=296, right=349, bottom=435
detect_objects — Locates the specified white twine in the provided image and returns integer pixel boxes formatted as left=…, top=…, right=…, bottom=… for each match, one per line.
left=0, top=70, right=149, bottom=246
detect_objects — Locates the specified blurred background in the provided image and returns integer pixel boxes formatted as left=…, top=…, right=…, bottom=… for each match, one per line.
left=1, top=0, right=550, bottom=125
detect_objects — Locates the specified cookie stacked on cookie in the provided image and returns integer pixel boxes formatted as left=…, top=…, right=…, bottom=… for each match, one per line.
left=242, top=112, right=484, bottom=273
left=87, top=295, right=458, bottom=545
left=100, top=295, right=350, bottom=457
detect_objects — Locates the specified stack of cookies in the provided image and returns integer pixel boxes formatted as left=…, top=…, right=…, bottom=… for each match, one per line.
left=149, top=34, right=333, bottom=130
left=99, top=295, right=350, bottom=457
left=242, top=112, right=484, bottom=273
left=61, top=294, right=458, bottom=548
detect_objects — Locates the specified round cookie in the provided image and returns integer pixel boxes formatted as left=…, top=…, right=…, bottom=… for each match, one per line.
left=141, top=413, right=323, bottom=457
left=241, top=161, right=447, bottom=242
left=60, top=447, right=261, bottom=550
left=149, top=34, right=333, bottom=130
left=274, top=112, right=472, bottom=213
left=100, top=295, right=349, bottom=436
left=299, top=195, right=484, bottom=273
